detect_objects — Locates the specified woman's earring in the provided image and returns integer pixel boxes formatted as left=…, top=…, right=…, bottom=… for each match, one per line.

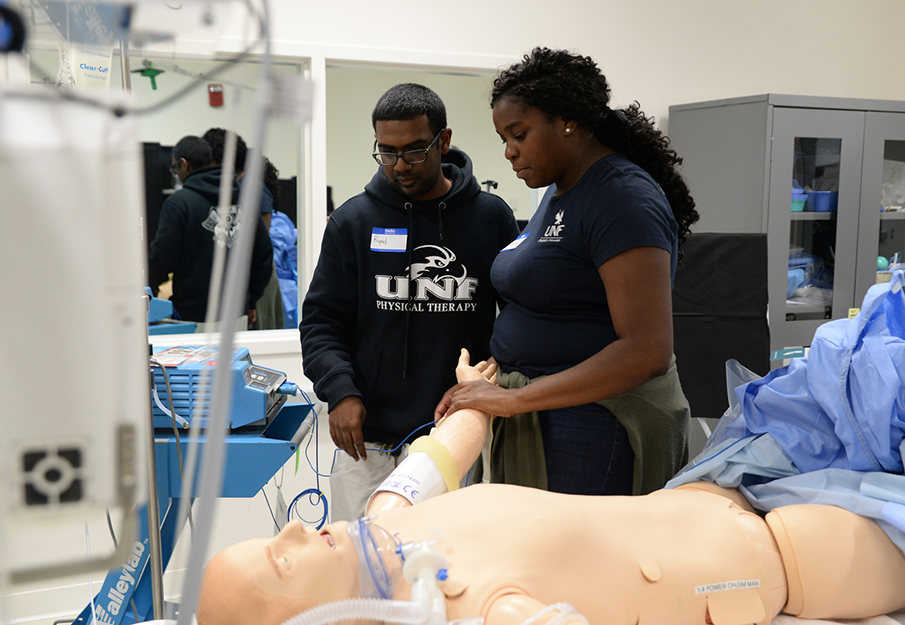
left=565, top=127, right=572, bottom=134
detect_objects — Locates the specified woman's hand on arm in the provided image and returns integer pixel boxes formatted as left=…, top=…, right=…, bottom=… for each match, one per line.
left=438, top=378, right=524, bottom=420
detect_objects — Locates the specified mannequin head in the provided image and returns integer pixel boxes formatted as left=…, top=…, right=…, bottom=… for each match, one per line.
left=197, top=520, right=360, bottom=625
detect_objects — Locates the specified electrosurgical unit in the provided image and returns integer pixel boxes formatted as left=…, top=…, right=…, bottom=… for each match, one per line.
left=150, top=345, right=289, bottom=430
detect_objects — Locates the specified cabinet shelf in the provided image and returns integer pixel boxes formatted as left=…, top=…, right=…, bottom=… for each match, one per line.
left=785, top=301, right=831, bottom=321
left=791, top=212, right=836, bottom=221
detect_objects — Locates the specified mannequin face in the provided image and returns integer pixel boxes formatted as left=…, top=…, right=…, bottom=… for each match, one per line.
left=197, top=520, right=360, bottom=625
left=239, top=520, right=358, bottom=598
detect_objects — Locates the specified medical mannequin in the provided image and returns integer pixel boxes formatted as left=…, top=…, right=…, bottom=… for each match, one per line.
left=197, top=353, right=905, bottom=625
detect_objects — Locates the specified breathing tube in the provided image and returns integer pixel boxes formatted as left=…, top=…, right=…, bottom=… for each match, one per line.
left=278, top=517, right=449, bottom=625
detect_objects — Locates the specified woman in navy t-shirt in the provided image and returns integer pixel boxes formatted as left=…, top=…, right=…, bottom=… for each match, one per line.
left=436, top=47, right=700, bottom=496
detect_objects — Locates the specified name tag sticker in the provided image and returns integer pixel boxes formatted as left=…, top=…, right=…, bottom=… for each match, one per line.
left=502, top=232, right=530, bottom=251
left=371, top=228, right=407, bottom=252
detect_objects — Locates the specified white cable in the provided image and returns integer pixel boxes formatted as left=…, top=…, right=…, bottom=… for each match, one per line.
left=151, top=386, right=189, bottom=428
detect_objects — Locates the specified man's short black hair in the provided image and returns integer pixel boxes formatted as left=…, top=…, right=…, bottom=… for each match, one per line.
left=371, top=83, right=447, bottom=136
left=173, top=136, right=213, bottom=171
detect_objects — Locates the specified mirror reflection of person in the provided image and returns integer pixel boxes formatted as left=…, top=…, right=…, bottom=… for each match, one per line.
left=147, top=135, right=273, bottom=329
left=435, top=47, right=701, bottom=497
left=202, top=127, right=286, bottom=330
left=197, top=350, right=905, bottom=625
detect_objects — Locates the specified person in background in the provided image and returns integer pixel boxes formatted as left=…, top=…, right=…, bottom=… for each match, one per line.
left=148, top=135, right=273, bottom=329
left=203, top=128, right=284, bottom=329
left=300, top=83, right=520, bottom=521
left=436, top=47, right=700, bottom=496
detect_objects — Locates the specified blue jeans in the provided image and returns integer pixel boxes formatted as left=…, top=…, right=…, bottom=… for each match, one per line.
left=539, top=403, right=634, bottom=495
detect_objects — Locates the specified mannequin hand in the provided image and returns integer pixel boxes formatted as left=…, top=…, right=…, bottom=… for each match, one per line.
left=455, top=348, right=498, bottom=383
left=434, top=350, right=501, bottom=422
left=329, top=396, right=367, bottom=460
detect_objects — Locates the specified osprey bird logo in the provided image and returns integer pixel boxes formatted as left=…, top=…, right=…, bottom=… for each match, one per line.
left=554, top=210, right=564, bottom=225
left=407, top=245, right=468, bottom=285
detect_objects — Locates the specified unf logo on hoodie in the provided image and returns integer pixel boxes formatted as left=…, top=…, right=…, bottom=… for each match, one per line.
left=202, top=204, right=242, bottom=248
left=375, top=245, right=478, bottom=312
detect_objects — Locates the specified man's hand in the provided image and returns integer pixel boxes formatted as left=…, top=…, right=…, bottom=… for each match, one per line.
left=330, top=396, right=368, bottom=461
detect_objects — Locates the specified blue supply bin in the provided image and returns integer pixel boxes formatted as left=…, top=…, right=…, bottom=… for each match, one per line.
left=806, top=191, right=838, bottom=212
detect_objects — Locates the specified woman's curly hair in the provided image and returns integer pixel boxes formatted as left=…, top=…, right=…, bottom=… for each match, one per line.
left=491, top=47, right=699, bottom=246
left=203, top=127, right=282, bottom=211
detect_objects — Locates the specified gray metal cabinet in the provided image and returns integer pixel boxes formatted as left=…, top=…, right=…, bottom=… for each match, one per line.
left=668, top=94, right=905, bottom=352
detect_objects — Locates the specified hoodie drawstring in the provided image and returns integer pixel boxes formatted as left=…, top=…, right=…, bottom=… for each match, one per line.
left=437, top=202, right=446, bottom=241
left=402, top=201, right=447, bottom=378
left=402, top=202, right=414, bottom=378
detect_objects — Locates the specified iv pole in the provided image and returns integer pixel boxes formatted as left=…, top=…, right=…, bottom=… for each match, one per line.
left=121, top=35, right=166, bottom=622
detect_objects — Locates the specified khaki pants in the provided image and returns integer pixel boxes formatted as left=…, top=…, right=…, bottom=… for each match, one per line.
left=329, top=443, right=410, bottom=521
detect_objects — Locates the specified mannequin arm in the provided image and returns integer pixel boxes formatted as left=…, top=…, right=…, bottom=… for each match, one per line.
left=486, top=594, right=588, bottom=625
left=368, top=349, right=493, bottom=514
left=766, top=503, right=905, bottom=619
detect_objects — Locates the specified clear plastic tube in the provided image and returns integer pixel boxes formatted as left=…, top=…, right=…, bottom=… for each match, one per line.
left=347, top=517, right=403, bottom=599
left=279, top=597, right=428, bottom=625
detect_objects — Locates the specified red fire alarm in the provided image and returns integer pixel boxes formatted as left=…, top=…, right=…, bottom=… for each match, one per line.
left=208, top=83, right=224, bottom=107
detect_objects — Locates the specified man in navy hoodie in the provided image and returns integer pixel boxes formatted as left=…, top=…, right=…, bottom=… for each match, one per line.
left=300, top=84, right=520, bottom=520
left=148, top=135, right=273, bottom=328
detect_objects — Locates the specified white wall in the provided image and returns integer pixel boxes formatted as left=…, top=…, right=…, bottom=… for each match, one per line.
left=5, top=0, right=905, bottom=623
left=255, top=0, right=905, bottom=131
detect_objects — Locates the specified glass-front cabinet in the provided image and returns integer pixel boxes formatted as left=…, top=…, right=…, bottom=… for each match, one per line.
left=767, top=108, right=864, bottom=345
left=858, top=115, right=905, bottom=301
left=668, top=94, right=905, bottom=353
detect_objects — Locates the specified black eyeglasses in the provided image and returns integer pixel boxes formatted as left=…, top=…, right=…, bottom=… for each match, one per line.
left=372, top=129, right=444, bottom=166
